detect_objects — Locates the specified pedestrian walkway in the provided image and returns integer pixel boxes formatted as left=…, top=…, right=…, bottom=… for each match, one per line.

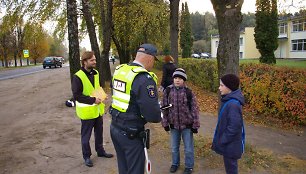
left=198, top=112, right=306, bottom=160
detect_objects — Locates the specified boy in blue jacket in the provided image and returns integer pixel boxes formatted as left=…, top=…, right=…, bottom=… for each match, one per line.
left=212, top=74, right=245, bottom=174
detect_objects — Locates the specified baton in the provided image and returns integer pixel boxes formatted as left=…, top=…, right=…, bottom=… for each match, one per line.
left=143, top=130, right=151, bottom=174
left=144, top=146, right=151, bottom=174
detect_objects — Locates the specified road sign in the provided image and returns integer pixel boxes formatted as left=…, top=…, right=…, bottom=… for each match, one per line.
left=23, top=50, right=29, bottom=58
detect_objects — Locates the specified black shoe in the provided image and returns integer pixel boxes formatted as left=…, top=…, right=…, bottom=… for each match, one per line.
left=97, top=151, right=114, bottom=158
left=183, top=168, right=193, bottom=174
left=170, top=165, right=178, bottom=173
left=84, top=158, right=93, bottom=167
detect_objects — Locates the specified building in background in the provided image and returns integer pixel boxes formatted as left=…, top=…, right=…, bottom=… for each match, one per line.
left=276, top=15, right=306, bottom=59
left=211, top=15, right=306, bottom=59
left=211, top=27, right=260, bottom=59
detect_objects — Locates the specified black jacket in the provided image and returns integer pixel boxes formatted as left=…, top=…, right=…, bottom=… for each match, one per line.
left=161, top=62, right=176, bottom=89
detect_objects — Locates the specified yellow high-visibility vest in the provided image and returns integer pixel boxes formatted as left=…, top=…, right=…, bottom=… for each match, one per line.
left=112, top=64, right=157, bottom=112
left=75, top=69, right=105, bottom=120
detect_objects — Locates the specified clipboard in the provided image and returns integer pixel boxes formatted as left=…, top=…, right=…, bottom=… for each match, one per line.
left=90, top=87, right=107, bottom=101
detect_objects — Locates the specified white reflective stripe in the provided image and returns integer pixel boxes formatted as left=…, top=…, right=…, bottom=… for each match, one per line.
left=76, top=101, right=97, bottom=107
left=113, top=90, right=130, bottom=101
left=113, top=99, right=129, bottom=110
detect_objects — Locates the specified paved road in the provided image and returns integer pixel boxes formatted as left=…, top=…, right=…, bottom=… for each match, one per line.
left=0, top=65, right=68, bottom=81
left=0, top=61, right=117, bottom=81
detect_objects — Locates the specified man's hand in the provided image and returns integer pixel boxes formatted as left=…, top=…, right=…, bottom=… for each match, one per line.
left=95, top=97, right=102, bottom=104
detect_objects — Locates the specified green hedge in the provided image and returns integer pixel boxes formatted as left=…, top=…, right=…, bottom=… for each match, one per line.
left=155, top=58, right=219, bottom=92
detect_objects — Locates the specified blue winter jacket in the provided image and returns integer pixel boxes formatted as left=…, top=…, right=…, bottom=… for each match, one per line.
left=211, top=89, right=245, bottom=159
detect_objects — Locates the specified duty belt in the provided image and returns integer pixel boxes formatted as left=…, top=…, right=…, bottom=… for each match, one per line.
left=111, top=121, right=145, bottom=139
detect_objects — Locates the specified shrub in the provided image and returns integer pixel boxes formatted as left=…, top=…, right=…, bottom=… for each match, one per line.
left=155, top=58, right=219, bottom=92
left=178, top=59, right=219, bottom=92
left=240, top=63, right=306, bottom=125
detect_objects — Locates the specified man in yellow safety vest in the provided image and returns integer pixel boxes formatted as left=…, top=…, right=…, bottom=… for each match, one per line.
left=72, top=51, right=113, bottom=167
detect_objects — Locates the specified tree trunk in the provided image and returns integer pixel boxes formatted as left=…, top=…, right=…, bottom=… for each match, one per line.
left=17, top=26, right=24, bottom=67
left=4, top=52, right=8, bottom=68
left=170, top=0, right=180, bottom=65
left=12, top=35, right=18, bottom=67
left=99, top=0, right=112, bottom=83
left=1, top=36, right=8, bottom=68
left=112, top=34, right=130, bottom=64
left=14, top=53, right=17, bottom=67
left=19, top=58, right=22, bottom=67
left=81, top=0, right=105, bottom=86
left=211, top=0, right=243, bottom=108
left=211, top=0, right=243, bottom=78
left=66, top=0, right=81, bottom=84
left=112, top=0, right=131, bottom=64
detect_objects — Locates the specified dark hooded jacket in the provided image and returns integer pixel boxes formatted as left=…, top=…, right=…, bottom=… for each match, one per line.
left=211, top=89, right=245, bottom=159
left=161, top=62, right=176, bottom=89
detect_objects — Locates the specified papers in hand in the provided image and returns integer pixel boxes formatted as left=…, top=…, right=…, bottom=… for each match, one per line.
left=90, top=87, right=107, bottom=101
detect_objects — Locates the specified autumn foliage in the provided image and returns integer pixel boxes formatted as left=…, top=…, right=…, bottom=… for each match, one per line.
left=240, top=63, right=306, bottom=125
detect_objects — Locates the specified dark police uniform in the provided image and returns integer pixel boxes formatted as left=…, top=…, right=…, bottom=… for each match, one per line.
left=110, top=62, right=161, bottom=174
left=72, top=67, right=106, bottom=160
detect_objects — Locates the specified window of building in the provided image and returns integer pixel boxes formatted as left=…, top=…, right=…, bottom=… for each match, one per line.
left=292, top=19, right=306, bottom=32
left=279, top=23, right=287, bottom=34
left=292, top=39, right=306, bottom=51
left=239, top=38, right=243, bottom=46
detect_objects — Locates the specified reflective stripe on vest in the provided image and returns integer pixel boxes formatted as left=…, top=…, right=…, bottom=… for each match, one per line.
left=75, top=69, right=105, bottom=120
left=111, top=64, right=157, bottom=112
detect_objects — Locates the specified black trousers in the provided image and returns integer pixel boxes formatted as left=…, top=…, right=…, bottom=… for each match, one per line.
left=223, top=156, right=238, bottom=174
left=81, top=116, right=104, bottom=159
left=110, top=124, right=145, bottom=174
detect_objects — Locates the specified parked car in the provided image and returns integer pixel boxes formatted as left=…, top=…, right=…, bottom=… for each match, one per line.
left=59, top=57, right=65, bottom=64
left=191, top=53, right=200, bottom=58
left=43, top=57, right=63, bottom=69
left=200, top=53, right=211, bottom=59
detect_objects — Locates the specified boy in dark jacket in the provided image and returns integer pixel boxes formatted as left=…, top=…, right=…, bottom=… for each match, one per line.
left=161, top=68, right=200, bottom=174
left=212, top=74, right=245, bottom=174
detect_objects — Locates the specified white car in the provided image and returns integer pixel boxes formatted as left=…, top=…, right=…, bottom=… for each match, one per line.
left=191, top=54, right=200, bottom=58
left=200, top=53, right=210, bottom=58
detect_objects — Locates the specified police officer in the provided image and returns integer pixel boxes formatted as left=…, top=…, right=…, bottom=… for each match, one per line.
left=72, top=51, right=113, bottom=167
left=110, top=44, right=161, bottom=174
